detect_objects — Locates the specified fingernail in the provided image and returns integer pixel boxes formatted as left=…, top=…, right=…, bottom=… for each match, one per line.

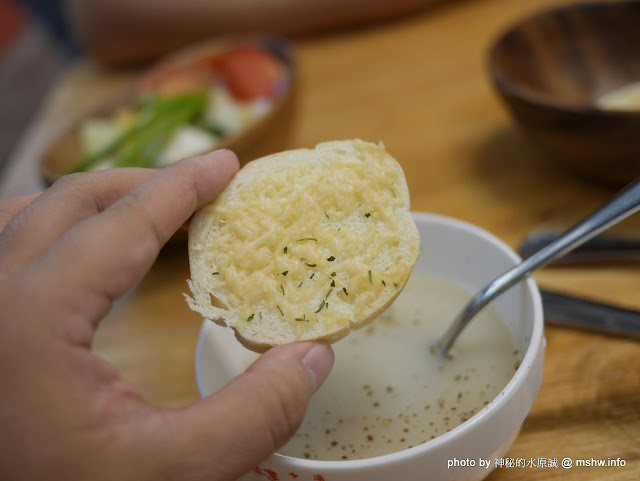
left=302, top=343, right=334, bottom=393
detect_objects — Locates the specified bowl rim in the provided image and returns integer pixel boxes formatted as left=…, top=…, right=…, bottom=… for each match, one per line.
left=195, top=211, right=545, bottom=469
left=487, top=0, right=640, bottom=119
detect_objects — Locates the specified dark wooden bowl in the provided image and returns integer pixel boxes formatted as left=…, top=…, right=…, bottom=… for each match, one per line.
left=40, top=36, right=297, bottom=186
left=488, top=1, right=640, bottom=186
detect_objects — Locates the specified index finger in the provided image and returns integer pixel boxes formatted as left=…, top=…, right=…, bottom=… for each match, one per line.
left=20, top=150, right=239, bottom=337
left=0, top=169, right=158, bottom=277
left=0, top=193, right=40, bottom=232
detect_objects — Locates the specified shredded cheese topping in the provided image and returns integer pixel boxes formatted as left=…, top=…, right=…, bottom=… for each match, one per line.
left=190, top=141, right=419, bottom=342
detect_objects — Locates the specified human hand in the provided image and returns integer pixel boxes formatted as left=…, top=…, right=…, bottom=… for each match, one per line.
left=0, top=150, right=335, bottom=481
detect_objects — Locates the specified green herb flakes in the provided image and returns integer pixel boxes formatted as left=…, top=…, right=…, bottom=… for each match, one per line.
left=327, top=256, right=335, bottom=262
left=212, top=271, right=220, bottom=276
left=246, top=314, right=254, bottom=322
left=368, top=270, right=373, bottom=284
left=296, top=237, right=318, bottom=242
left=282, top=270, right=289, bottom=276
left=315, top=300, right=326, bottom=313
left=277, top=305, right=284, bottom=316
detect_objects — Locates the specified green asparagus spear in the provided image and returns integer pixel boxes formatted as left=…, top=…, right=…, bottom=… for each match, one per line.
left=70, top=91, right=208, bottom=172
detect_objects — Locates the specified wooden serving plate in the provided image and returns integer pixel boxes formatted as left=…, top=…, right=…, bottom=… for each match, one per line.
left=40, top=36, right=298, bottom=186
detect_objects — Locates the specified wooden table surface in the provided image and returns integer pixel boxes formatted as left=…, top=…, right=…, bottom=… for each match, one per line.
left=3, top=0, right=639, bottom=479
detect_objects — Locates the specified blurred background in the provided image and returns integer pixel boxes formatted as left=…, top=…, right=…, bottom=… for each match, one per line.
left=0, top=0, right=70, bottom=179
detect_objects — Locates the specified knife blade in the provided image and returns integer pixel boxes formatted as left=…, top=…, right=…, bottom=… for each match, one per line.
left=541, top=289, right=640, bottom=339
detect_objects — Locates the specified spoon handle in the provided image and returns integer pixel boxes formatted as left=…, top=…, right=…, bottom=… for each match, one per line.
left=438, top=177, right=640, bottom=355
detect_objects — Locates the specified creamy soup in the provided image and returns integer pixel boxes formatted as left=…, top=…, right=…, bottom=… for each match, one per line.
left=277, top=272, right=521, bottom=461
left=596, top=81, right=640, bottom=111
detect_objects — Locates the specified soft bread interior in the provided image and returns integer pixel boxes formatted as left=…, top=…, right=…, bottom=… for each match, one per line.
left=186, top=139, right=420, bottom=352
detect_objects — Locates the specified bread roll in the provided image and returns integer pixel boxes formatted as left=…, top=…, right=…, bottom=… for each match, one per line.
left=185, top=139, right=420, bottom=352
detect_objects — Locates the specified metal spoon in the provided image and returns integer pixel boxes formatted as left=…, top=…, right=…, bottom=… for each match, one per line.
left=436, top=177, right=640, bottom=356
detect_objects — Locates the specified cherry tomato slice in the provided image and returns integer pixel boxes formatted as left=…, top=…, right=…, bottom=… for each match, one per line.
left=212, top=45, right=284, bottom=101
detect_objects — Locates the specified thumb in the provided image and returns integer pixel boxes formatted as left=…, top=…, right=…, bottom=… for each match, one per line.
left=161, top=342, right=334, bottom=480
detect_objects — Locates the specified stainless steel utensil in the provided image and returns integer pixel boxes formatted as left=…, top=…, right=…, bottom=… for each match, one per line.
left=436, top=178, right=640, bottom=356
left=541, top=289, right=640, bottom=338
left=518, top=229, right=640, bottom=264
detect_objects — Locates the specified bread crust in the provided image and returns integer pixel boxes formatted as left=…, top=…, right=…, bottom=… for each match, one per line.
left=186, top=139, right=420, bottom=352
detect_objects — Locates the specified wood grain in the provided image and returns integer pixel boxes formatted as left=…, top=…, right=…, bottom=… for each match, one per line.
left=13, top=0, right=640, bottom=478
left=488, top=1, right=640, bottom=186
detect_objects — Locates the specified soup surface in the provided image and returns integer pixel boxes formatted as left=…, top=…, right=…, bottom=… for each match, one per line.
left=597, top=81, right=640, bottom=111
left=278, top=272, right=521, bottom=461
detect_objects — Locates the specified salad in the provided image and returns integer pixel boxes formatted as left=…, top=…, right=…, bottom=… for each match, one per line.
left=73, top=43, right=288, bottom=172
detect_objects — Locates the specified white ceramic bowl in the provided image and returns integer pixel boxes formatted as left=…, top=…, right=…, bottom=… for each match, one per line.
left=195, top=212, right=545, bottom=481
